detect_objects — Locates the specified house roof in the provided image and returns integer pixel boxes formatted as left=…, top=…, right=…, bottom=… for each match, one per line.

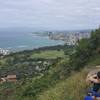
left=7, top=75, right=16, bottom=79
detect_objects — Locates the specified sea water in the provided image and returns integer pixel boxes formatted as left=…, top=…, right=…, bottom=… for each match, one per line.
left=0, top=31, right=64, bottom=52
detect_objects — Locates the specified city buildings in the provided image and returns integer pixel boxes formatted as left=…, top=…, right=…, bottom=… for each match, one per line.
left=65, top=32, right=90, bottom=45
left=48, top=31, right=90, bottom=45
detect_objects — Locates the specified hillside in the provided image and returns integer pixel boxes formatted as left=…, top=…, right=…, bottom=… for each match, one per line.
left=38, top=57, right=100, bottom=100
left=0, top=45, right=72, bottom=78
left=0, top=28, right=100, bottom=100
left=38, top=70, right=87, bottom=100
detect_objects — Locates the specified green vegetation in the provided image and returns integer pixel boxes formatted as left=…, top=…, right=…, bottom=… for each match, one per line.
left=38, top=70, right=87, bottom=100
left=0, top=45, right=72, bottom=78
left=0, top=28, right=100, bottom=100
left=31, top=50, right=65, bottom=59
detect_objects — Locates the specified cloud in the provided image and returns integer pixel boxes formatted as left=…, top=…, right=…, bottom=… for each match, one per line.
left=0, top=0, right=100, bottom=30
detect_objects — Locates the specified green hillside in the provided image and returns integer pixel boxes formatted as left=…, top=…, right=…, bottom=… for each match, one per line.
left=38, top=58, right=100, bottom=100
left=0, top=28, right=100, bottom=100
left=38, top=70, right=87, bottom=100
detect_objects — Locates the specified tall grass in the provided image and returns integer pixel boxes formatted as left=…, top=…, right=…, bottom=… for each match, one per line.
left=38, top=70, right=89, bottom=100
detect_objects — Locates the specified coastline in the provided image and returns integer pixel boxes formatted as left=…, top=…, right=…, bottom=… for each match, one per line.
left=8, top=44, right=66, bottom=54
left=0, top=34, right=65, bottom=53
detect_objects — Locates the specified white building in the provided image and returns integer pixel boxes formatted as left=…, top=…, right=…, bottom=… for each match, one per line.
left=0, top=48, right=10, bottom=55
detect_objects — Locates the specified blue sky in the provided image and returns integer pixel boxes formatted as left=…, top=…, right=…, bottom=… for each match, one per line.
left=0, top=0, right=100, bottom=30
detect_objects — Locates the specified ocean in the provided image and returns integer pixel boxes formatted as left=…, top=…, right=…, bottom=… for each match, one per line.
left=0, top=31, right=64, bottom=52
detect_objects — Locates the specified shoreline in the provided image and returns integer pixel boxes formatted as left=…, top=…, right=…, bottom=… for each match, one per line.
left=9, top=44, right=66, bottom=53
left=5, top=42, right=65, bottom=53
left=3, top=44, right=74, bottom=57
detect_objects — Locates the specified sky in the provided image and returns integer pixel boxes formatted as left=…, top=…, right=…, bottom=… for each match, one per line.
left=0, top=0, right=100, bottom=30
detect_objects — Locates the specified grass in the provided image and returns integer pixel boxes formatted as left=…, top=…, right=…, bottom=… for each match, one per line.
left=31, top=50, right=65, bottom=59
left=0, top=57, right=99, bottom=100
left=37, top=56, right=100, bottom=100
left=37, top=70, right=89, bottom=100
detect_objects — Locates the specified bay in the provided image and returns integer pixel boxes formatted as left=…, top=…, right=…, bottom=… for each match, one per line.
left=0, top=31, right=64, bottom=52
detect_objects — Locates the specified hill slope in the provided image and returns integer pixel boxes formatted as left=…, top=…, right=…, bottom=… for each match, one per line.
left=0, top=28, right=100, bottom=100
left=38, top=70, right=87, bottom=100
left=38, top=57, right=100, bottom=100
